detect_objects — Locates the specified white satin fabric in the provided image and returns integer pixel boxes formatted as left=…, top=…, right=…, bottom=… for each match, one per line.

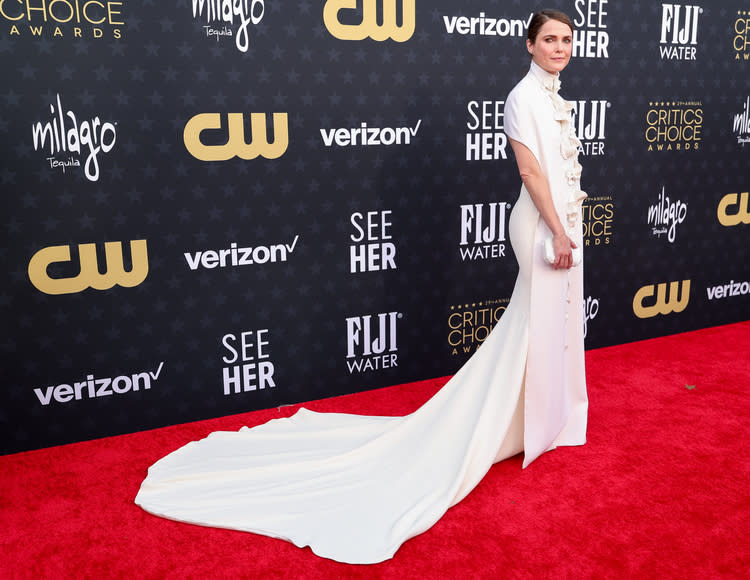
left=134, top=61, right=587, bottom=565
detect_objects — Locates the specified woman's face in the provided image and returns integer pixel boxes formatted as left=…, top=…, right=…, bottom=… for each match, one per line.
left=527, top=19, right=573, bottom=75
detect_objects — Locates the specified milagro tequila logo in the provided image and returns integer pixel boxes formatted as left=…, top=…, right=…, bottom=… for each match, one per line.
left=571, top=99, right=609, bottom=156
left=31, top=94, right=117, bottom=182
left=572, top=0, right=609, bottom=58
left=733, top=97, right=750, bottom=147
left=583, top=296, right=599, bottom=339
left=2, top=0, right=124, bottom=39
left=647, top=186, right=687, bottom=242
left=659, top=4, right=702, bottom=60
left=192, top=0, right=265, bottom=52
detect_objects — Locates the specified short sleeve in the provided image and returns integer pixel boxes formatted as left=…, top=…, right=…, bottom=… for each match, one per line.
left=504, top=82, right=542, bottom=165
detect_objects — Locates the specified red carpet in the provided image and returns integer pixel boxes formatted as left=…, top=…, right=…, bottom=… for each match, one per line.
left=2, top=322, right=748, bottom=579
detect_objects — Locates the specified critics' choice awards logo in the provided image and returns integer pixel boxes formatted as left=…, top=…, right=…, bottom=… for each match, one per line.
left=320, top=119, right=421, bottom=147
left=571, top=99, right=609, bottom=156
left=718, top=192, right=750, bottom=226
left=221, top=330, right=276, bottom=396
left=324, top=0, right=415, bottom=42
left=572, top=0, right=610, bottom=58
left=28, top=240, right=148, bottom=295
left=447, top=300, right=507, bottom=355
left=2, top=0, right=124, bottom=39
left=734, top=97, right=750, bottom=147
left=191, top=0, right=264, bottom=52
left=659, top=4, right=702, bottom=60
left=633, top=280, right=691, bottom=319
left=706, top=279, right=750, bottom=301
left=647, top=186, right=687, bottom=243
left=645, top=101, right=703, bottom=151
left=734, top=10, right=750, bottom=60
left=33, top=362, right=165, bottom=406
left=31, top=94, right=117, bottom=182
left=466, top=101, right=508, bottom=161
left=346, top=312, right=401, bottom=373
left=459, top=202, right=510, bottom=261
left=582, top=195, right=613, bottom=246
left=184, top=236, right=299, bottom=270
left=184, top=113, right=288, bottom=161
left=583, top=296, right=599, bottom=339
left=349, top=210, right=397, bottom=273
left=442, top=10, right=532, bottom=38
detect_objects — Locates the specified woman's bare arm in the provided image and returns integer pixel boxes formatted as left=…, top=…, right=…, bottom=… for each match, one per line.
left=508, top=137, right=576, bottom=269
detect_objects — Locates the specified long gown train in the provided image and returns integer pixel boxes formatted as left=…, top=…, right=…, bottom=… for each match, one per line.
left=135, top=186, right=585, bottom=564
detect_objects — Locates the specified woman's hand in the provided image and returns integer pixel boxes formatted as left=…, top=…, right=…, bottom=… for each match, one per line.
left=552, top=233, right=577, bottom=270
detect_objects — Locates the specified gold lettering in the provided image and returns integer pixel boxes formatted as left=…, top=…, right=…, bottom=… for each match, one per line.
left=28, top=240, right=149, bottom=295
left=0, top=0, right=25, bottom=21
left=633, top=280, right=691, bottom=319
left=183, top=113, right=289, bottom=161
left=718, top=192, right=750, bottom=226
left=324, top=0, right=415, bottom=42
left=82, top=0, right=106, bottom=25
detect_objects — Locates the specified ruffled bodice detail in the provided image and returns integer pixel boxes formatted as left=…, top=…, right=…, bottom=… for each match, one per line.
left=530, top=62, right=587, bottom=234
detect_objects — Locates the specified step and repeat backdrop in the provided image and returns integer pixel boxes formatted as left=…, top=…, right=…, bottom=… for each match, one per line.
left=2, top=1, right=749, bottom=454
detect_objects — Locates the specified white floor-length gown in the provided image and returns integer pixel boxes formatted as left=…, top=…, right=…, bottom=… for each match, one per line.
left=134, top=61, right=588, bottom=564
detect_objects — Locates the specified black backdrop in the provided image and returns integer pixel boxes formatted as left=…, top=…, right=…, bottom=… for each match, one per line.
left=2, top=1, right=749, bottom=454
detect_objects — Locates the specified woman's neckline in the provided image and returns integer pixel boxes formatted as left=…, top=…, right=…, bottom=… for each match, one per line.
left=529, top=60, right=561, bottom=92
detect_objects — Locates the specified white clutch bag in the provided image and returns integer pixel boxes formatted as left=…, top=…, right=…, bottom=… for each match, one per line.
left=544, top=237, right=582, bottom=266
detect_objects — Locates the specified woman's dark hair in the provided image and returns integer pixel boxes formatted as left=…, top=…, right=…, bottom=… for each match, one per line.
left=527, top=9, right=574, bottom=43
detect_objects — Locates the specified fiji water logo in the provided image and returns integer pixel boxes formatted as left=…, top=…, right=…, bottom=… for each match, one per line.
left=659, top=4, right=702, bottom=60
left=647, top=186, right=687, bottom=243
left=345, top=311, right=401, bottom=373
left=458, top=202, right=510, bottom=261
left=31, top=94, right=117, bottom=182
left=571, top=99, right=609, bottom=156
left=192, top=0, right=265, bottom=52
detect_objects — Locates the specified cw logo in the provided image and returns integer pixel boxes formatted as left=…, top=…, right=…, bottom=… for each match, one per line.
left=717, top=192, right=749, bottom=226
left=183, top=113, right=288, bottom=161
left=632, top=280, right=691, bottom=319
left=28, top=241, right=149, bottom=295
left=323, top=0, right=415, bottom=42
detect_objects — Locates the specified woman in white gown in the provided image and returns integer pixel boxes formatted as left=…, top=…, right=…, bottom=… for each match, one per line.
left=135, top=10, right=588, bottom=564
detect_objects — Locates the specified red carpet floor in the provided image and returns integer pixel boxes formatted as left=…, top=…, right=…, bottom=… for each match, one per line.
left=2, top=322, right=749, bottom=579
